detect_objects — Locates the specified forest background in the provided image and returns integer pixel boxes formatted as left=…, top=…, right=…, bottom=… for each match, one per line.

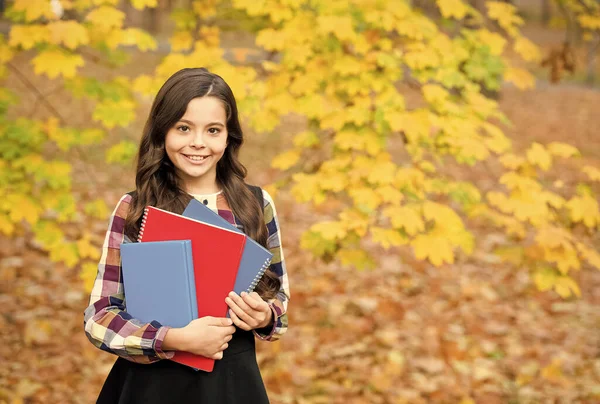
left=0, top=0, right=599, bottom=403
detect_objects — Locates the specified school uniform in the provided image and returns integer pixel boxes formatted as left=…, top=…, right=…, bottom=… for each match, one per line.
left=83, top=189, right=289, bottom=403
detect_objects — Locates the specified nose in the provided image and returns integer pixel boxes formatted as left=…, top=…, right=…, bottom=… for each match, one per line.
left=189, top=131, right=205, bottom=148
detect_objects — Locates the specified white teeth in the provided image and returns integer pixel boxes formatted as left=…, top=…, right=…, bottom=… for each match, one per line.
left=185, top=155, right=207, bottom=161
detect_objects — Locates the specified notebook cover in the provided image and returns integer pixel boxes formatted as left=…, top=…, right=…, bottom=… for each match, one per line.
left=183, top=198, right=273, bottom=295
left=120, top=240, right=197, bottom=328
left=138, top=207, right=246, bottom=372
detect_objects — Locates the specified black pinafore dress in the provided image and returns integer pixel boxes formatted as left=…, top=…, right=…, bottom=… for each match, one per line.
left=97, top=328, right=269, bottom=403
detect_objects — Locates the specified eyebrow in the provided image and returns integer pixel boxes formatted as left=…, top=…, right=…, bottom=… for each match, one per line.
left=178, top=119, right=225, bottom=127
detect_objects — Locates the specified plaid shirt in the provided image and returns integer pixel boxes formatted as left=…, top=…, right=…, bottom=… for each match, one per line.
left=83, top=190, right=289, bottom=364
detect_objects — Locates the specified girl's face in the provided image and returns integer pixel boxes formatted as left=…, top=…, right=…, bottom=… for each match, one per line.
left=165, top=96, right=228, bottom=192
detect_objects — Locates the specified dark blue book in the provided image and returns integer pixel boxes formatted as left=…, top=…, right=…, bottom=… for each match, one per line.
left=120, top=240, right=197, bottom=328
left=183, top=198, right=273, bottom=295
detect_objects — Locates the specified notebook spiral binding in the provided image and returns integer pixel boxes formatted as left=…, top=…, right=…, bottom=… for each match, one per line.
left=247, top=257, right=272, bottom=293
left=137, top=207, right=150, bottom=242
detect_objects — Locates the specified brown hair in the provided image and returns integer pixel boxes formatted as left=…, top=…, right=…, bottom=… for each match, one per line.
left=125, top=67, right=280, bottom=299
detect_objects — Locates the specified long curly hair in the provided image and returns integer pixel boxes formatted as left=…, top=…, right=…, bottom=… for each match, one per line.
left=124, top=67, right=280, bottom=300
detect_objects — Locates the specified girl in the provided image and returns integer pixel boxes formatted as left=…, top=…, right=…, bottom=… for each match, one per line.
left=84, top=68, right=289, bottom=403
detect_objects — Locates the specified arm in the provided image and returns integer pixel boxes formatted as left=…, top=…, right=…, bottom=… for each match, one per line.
left=253, top=189, right=290, bottom=342
left=83, top=194, right=174, bottom=364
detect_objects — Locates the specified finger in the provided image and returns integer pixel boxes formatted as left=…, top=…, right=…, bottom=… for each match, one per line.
left=212, top=351, right=223, bottom=360
left=220, top=342, right=229, bottom=351
left=229, top=308, right=251, bottom=331
left=227, top=292, right=253, bottom=314
left=221, top=325, right=236, bottom=336
left=205, top=316, right=233, bottom=327
left=241, top=291, right=268, bottom=311
left=226, top=296, right=256, bottom=325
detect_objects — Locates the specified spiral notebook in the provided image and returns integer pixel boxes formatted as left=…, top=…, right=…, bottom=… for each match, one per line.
left=120, top=240, right=197, bottom=328
left=183, top=198, right=273, bottom=295
left=138, top=206, right=246, bottom=372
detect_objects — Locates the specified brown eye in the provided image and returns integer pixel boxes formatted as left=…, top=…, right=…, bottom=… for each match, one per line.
left=208, top=128, right=220, bottom=135
left=177, top=125, right=190, bottom=133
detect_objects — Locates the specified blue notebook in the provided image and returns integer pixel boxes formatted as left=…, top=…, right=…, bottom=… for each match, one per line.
left=120, top=240, right=198, bottom=328
left=183, top=198, right=273, bottom=295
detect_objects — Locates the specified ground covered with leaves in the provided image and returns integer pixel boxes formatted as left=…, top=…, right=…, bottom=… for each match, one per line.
left=1, top=75, right=600, bottom=404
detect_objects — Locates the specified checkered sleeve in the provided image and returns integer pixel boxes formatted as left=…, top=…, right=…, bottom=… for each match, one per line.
left=83, top=194, right=174, bottom=364
left=254, top=189, right=290, bottom=342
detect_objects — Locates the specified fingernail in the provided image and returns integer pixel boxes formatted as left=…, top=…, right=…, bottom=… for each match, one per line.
left=241, top=291, right=247, bottom=297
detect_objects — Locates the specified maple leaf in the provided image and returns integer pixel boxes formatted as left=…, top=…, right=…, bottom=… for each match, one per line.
left=31, top=49, right=84, bottom=79
left=170, top=31, right=193, bottom=52
left=514, top=36, right=541, bottom=62
left=526, top=142, right=552, bottom=171
left=8, top=25, right=49, bottom=50
left=437, top=0, right=469, bottom=20
left=504, top=66, right=536, bottom=90
left=582, top=165, right=600, bottom=182
left=48, top=20, right=89, bottom=49
left=12, top=0, right=56, bottom=21
left=271, top=150, right=301, bottom=171
left=93, top=99, right=136, bottom=128
left=130, top=0, right=158, bottom=9
left=86, top=6, right=125, bottom=31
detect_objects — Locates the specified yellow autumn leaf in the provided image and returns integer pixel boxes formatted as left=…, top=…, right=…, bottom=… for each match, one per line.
left=566, top=195, right=600, bottom=228
left=6, top=194, right=41, bottom=225
left=547, top=142, right=579, bottom=158
left=575, top=243, right=600, bottom=270
left=13, top=0, right=56, bottom=21
left=76, top=235, right=100, bottom=260
left=47, top=20, right=89, bottom=49
left=130, top=0, right=158, bottom=9
left=119, top=28, right=158, bottom=51
left=513, top=36, right=541, bottom=62
left=50, top=242, right=79, bottom=268
left=533, top=267, right=557, bottom=291
left=271, top=149, right=301, bottom=171
left=383, top=205, right=425, bottom=235
left=504, top=67, right=536, bottom=90
left=499, top=153, right=525, bottom=169
left=437, top=0, right=468, bottom=19
left=371, top=227, right=408, bottom=249
left=32, top=49, right=84, bottom=79
left=9, top=25, right=49, bottom=50
left=412, top=233, right=455, bottom=266
left=86, top=6, right=125, bottom=31
left=338, top=248, right=376, bottom=270
left=81, top=262, right=99, bottom=293
left=582, top=165, right=600, bottom=182
left=554, top=276, right=581, bottom=298
left=376, top=185, right=404, bottom=204
left=0, top=213, right=15, bottom=236
left=310, top=221, right=347, bottom=241
left=170, top=31, right=193, bottom=52
left=476, top=29, right=507, bottom=56
left=486, top=1, right=524, bottom=35
left=367, top=160, right=397, bottom=186
left=348, top=187, right=382, bottom=211
left=526, top=142, right=552, bottom=171
left=291, top=173, right=325, bottom=204
left=293, top=131, right=320, bottom=148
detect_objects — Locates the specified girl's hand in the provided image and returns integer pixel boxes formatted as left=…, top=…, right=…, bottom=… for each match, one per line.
left=225, top=291, right=273, bottom=331
left=176, top=316, right=236, bottom=360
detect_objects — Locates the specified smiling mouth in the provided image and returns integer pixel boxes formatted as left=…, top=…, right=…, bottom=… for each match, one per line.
left=183, top=154, right=209, bottom=162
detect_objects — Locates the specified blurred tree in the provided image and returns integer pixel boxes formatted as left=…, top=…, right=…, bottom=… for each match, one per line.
left=0, top=0, right=599, bottom=298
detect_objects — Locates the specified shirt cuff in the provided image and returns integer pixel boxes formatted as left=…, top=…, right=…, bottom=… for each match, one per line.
left=253, top=303, right=279, bottom=341
left=154, top=326, right=175, bottom=359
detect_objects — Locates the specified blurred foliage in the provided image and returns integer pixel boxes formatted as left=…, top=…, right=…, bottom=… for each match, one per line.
left=0, top=0, right=598, bottom=302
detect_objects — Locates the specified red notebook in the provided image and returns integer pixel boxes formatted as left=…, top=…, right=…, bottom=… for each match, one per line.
left=137, top=206, right=246, bottom=372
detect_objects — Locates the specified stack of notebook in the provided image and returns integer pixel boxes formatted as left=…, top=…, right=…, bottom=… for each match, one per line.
left=120, top=198, right=273, bottom=372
